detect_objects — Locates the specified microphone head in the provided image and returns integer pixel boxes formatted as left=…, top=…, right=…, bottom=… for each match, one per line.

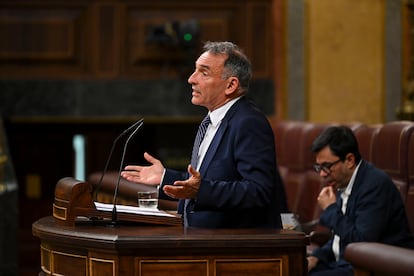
left=120, top=118, right=144, bottom=136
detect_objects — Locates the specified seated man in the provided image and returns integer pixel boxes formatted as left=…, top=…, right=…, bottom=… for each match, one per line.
left=307, top=126, right=414, bottom=275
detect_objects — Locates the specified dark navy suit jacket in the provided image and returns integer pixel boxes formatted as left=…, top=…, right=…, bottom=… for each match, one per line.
left=312, top=160, right=414, bottom=267
left=159, top=96, right=284, bottom=228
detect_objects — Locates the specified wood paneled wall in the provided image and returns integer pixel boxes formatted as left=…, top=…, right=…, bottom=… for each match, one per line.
left=0, top=0, right=274, bottom=80
left=0, top=1, right=276, bottom=274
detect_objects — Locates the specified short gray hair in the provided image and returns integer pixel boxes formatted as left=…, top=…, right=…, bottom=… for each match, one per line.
left=202, top=41, right=252, bottom=94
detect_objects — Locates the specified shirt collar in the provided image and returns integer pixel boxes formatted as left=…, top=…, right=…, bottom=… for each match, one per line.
left=208, top=97, right=241, bottom=127
left=342, top=160, right=362, bottom=197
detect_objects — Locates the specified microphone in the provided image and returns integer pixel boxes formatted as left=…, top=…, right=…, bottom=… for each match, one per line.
left=111, top=119, right=144, bottom=225
left=93, top=118, right=144, bottom=202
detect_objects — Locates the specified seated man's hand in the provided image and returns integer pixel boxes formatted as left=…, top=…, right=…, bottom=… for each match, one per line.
left=307, top=256, right=319, bottom=272
left=317, top=186, right=337, bottom=210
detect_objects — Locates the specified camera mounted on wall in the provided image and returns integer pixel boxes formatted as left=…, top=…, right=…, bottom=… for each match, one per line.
left=146, top=19, right=200, bottom=49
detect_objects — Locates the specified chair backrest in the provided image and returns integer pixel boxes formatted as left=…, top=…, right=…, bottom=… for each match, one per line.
left=297, top=123, right=333, bottom=223
left=272, top=120, right=296, bottom=167
left=353, top=124, right=381, bottom=163
left=302, top=123, right=333, bottom=169
left=406, top=128, right=414, bottom=233
left=371, top=121, right=414, bottom=203
left=278, top=121, right=309, bottom=212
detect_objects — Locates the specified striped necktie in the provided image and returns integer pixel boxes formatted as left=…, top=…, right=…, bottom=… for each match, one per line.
left=184, top=115, right=211, bottom=227
left=190, top=115, right=211, bottom=169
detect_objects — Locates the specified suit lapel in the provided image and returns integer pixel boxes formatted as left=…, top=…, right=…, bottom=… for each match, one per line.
left=198, top=97, right=245, bottom=175
left=344, top=160, right=366, bottom=214
left=199, top=119, right=228, bottom=174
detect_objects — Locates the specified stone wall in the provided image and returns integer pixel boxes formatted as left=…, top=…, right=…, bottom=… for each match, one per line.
left=0, top=79, right=274, bottom=118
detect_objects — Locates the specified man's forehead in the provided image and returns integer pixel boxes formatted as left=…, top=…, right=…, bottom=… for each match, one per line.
left=316, top=146, right=336, bottom=160
left=195, top=52, right=226, bottom=69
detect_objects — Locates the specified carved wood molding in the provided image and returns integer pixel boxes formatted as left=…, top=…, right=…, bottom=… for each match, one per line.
left=0, top=0, right=273, bottom=79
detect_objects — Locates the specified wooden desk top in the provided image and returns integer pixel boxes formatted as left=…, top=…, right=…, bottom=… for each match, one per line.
left=33, top=216, right=309, bottom=275
left=33, top=216, right=308, bottom=251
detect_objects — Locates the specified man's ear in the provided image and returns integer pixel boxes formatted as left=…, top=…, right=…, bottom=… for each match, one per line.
left=224, top=77, right=239, bottom=95
left=345, top=153, right=356, bottom=168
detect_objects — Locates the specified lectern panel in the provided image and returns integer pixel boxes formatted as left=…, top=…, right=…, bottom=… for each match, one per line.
left=40, top=246, right=51, bottom=275
left=139, top=260, right=208, bottom=276
left=90, top=257, right=115, bottom=276
left=215, top=258, right=285, bottom=276
left=53, top=251, right=87, bottom=276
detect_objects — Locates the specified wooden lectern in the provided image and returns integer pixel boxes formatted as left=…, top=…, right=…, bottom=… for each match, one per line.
left=52, top=177, right=182, bottom=226
left=32, top=177, right=308, bottom=275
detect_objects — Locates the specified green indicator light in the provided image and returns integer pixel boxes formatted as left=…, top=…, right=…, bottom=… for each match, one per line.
left=183, top=33, right=193, bottom=41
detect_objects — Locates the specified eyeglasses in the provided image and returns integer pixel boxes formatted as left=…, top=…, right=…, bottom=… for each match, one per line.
left=313, top=159, right=342, bottom=174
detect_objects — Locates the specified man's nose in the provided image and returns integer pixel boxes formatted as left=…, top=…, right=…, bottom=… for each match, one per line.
left=319, top=170, right=328, bottom=177
left=188, top=72, right=196, bottom=84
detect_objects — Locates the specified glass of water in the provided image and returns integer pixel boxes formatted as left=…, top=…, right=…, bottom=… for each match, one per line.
left=137, top=188, right=158, bottom=209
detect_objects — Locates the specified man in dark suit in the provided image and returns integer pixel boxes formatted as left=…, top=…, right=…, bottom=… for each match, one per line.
left=121, top=41, right=285, bottom=228
left=307, top=126, right=414, bottom=275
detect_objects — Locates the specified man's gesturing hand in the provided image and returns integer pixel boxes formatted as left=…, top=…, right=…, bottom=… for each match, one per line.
left=163, top=165, right=201, bottom=199
left=121, top=152, right=164, bottom=186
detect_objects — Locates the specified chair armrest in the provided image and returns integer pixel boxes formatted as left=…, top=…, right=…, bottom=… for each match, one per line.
left=344, top=242, right=414, bottom=276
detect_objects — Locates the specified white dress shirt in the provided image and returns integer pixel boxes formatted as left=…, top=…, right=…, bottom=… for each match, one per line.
left=160, top=97, right=241, bottom=182
left=195, top=97, right=241, bottom=170
left=332, top=160, right=361, bottom=261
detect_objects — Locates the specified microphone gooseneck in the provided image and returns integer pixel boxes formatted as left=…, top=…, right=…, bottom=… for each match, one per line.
left=111, top=120, right=144, bottom=225
left=93, top=118, right=144, bottom=202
